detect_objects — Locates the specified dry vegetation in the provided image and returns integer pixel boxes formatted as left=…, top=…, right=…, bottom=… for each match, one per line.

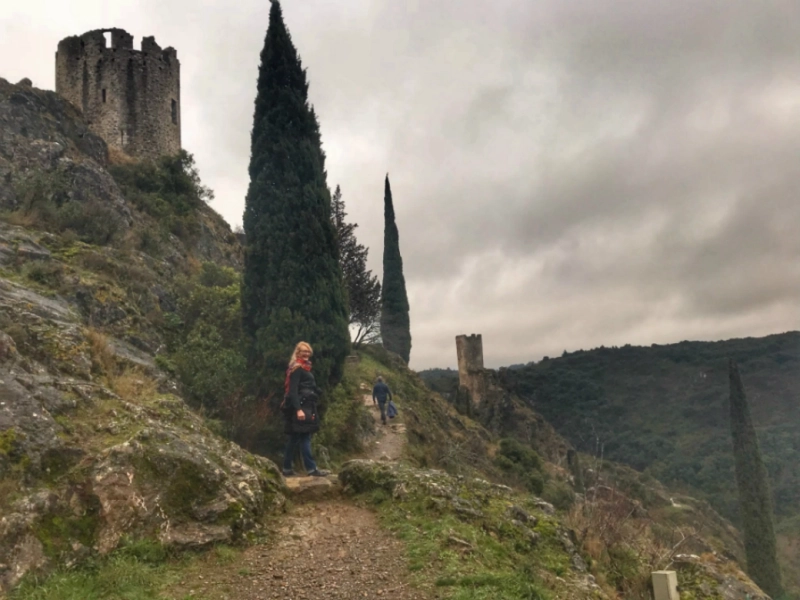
left=566, top=492, right=697, bottom=598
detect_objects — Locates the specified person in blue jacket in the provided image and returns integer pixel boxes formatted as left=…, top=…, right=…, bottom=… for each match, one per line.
left=372, top=375, right=393, bottom=425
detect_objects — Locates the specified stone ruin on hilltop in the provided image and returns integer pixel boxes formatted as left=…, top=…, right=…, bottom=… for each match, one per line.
left=55, top=28, right=181, bottom=160
left=456, top=333, right=487, bottom=407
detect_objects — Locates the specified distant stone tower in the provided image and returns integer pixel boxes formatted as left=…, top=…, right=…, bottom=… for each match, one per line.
left=456, top=334, right=485, bottom=407
left=55, top=28, right=181, bottom=160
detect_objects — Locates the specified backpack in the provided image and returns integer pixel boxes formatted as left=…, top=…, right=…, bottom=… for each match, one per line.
left=387, top=400, right=398, bottom=419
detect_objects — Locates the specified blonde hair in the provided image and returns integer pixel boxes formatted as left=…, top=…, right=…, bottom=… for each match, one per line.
left=289, top=341, right=313, bottom=364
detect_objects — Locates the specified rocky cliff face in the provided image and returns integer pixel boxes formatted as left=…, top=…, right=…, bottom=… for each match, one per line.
left=0, top=77, right=240, bottom=270
left=0, top=78, right=280, bottom=593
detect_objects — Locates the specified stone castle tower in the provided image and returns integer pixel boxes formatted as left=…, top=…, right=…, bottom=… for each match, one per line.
left=456, top=334, right=486, bottom=407
left=55, top=28, right=181, bottom=160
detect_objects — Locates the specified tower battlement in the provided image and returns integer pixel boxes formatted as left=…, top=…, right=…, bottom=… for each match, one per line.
left=55, top=28, right=181, bottom=160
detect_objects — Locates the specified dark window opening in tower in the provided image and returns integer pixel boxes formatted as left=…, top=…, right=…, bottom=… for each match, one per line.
left=171, top=99, right=177, bottom=124
left=102, top=89, right=106, bottom=103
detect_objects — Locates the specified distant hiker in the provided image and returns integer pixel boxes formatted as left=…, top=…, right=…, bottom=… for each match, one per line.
left=281, top=341, right=329, bottom=477
left=372, top=376, right=393, bottom=425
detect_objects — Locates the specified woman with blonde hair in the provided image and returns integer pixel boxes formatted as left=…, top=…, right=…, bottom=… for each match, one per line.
left=281, top=341, right=328, bottom=477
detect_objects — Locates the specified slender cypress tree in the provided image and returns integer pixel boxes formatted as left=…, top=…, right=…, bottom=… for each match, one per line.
left=379, top=175, right=411, bottom=363
left=728, top=359, right=783, bottom=598
left=242, top=1, right=349, bottom=391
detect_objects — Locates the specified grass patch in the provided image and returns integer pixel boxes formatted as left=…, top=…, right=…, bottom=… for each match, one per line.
left=86, top=329, right=116, bottom=376
left=211, top=545, right=239, bottom=565
left=360, top=483, right=564, bottom=600
left=109, top=368, right=159, bottom=403
left=10, top=540, right=180, bottom=600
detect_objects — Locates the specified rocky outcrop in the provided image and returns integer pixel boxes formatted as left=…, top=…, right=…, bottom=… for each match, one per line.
left=675, top=553, right=770, bottom=600
left=0, top=78, right=272, bottom=594
left=0, top=270, right=285, bottom=591
left=0, top=77, right=107, bottom=167
left=0, top=78, right=131, bottom=233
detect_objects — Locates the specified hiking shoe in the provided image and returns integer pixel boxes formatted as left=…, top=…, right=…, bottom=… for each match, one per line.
left=282, top=470, right=296, bottom=477
left=308, top=469, right=330, bottom=477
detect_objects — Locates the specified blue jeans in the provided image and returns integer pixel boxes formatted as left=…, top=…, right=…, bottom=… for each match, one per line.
left=283, top=432, right=317, bottom=473
left=377, top=399, right=387, bottom=424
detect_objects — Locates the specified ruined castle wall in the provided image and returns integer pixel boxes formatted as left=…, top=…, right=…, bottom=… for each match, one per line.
left=456, top=334, right=485, bottom=406
left=56, top=29, right=180, bottom=160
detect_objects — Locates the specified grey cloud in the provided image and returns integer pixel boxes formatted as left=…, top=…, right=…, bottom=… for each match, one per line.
left=1, top=0, right=797, bottom=368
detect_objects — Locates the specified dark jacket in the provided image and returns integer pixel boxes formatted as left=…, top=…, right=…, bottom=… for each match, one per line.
left=284, top=368, right=322, bottom=434
left=372, top=381, right=392, bottom=403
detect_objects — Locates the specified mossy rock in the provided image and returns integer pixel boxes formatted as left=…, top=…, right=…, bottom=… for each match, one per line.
left=339, top=459, right=399, bottom=494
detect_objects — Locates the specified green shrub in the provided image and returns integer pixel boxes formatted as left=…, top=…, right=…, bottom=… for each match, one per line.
left=606, top=545, right=642, bottom=590
left=110, top=151, right=212, bottom=217
left=110, top=151, right=212, bottom=244
left=197, top=262, right=238, bottom=288
left=21, top=261, right=65, bottom=288
left=495, top=455, right=516, bottom=473
left=313, top=375, right=371, bottom=461
left=163, top=263, right=246, bottom=415
left=525, top=472, right=545, bottom=495
left=541, top=479, right=575, bottom=511
left=54, top=201, right=121, bottom=245
left=172, top=324, right=247, bottom=412
left=136, top=227, right=166, bottom=256
left=494, top=438, right=546, bottom=493
left=498, top=438, right=543, bottom=471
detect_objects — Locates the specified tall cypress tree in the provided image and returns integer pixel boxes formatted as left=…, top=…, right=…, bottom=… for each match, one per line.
left=242, top=1, right=349, bottom=392
left=728, top=359, right=783, bottom=598
left=379, top=175, right=411, bottom=363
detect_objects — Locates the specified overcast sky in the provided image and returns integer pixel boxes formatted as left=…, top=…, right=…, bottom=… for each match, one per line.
left=2, top=0, right=799, bottom=369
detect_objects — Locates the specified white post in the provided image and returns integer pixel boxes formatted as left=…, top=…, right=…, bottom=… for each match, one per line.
left=652, top=571, right=679, bottom=600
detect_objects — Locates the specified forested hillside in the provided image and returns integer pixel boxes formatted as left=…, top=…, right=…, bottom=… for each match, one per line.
left=503, top=333, right=799, bottom=522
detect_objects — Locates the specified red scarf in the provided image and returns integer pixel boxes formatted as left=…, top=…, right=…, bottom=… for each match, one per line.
left=284, top=357, right=312, bottom=396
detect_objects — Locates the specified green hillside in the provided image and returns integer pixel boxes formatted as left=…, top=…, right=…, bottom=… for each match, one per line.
left=500, top=332, right=800, bottom=524
left=421, top=332, right=800, bottom=594
left=422, top=332, right=800, bottom=525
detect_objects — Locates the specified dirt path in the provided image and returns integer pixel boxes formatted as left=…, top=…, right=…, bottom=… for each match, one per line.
left=164, top=389, right=424, bottom=599
left=167, top=501, right=433, bottom=600
left=362, top=393, right=406, bottom=462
